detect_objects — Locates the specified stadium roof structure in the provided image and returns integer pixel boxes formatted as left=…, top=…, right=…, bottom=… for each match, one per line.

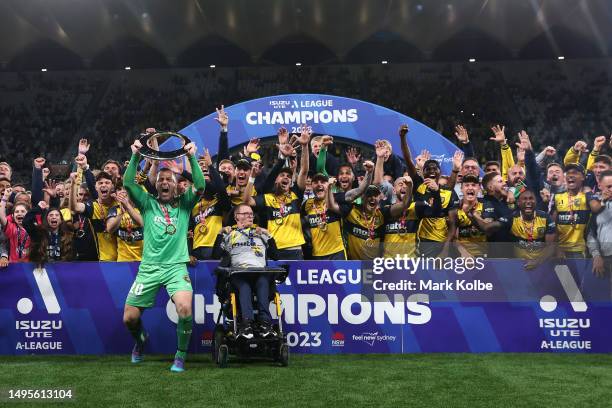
left=2, top=0, right=612, bottom=70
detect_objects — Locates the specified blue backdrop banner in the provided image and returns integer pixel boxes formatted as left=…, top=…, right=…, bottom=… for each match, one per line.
left=1, top=260, right=610, bottom=355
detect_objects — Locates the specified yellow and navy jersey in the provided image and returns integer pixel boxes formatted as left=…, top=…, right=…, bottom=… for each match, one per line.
left=340, top=203, right=390, bottom=260
left=499, top=210, right=556, bottom=260
left=415, top=183, right=459, bottom=242
left=107, top=205, right=143, bottom=262
left=227, top=185, right=257, bottom=206
left=254, top=188, right=305, bottom=249
left=60, top=208, right=72, bottom=222
left=84, top=200, right=118, bottom=261
left=551, top=191, right=592, bottom=254
left=383, top=203, right=418, bottom=258
left=457, top=201, right=488, bottom=257
left=302, top=198, right=345, bottom=257
left=191, top=195, right=227, bottom=249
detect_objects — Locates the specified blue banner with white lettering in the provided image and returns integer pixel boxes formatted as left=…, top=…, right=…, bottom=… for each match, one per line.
left=0, top=260, right=610, bottom=355
left=170, top=94, right=459, bottom=174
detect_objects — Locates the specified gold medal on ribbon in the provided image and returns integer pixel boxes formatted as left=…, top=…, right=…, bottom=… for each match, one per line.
left=76, top=229, right=85, bottom=238
left=275, top=217, right=284, bottom=225
left=365, top=238, right=376, bottom=248
left=398, top=228, right=407, bottom=237
left=165, top=224, right=177, bottom=235
left=318, top=222, right=328, bottom=231
left=197, top=223, right=208, bottom=234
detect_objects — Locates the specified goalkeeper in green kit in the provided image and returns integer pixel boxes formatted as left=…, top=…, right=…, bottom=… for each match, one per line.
left=122, top=138, right=205, bottom=372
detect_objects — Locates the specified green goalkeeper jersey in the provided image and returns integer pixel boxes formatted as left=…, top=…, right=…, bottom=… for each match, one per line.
left=124, top=153, right=206, bottom=264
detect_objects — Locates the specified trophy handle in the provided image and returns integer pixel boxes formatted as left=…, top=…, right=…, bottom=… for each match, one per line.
left=138, top=131, right=192, bottom=160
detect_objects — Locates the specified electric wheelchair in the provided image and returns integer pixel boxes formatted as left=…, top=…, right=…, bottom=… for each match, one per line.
left=212, top=265, right=289, bottom=367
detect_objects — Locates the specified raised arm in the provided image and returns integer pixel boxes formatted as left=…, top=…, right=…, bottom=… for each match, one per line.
left=345, top=146, right=362, bottom=175
left=344, top=161, right=374, bottom=203
left=0, top=187, right=11, bottom=227
left=258, top=128, right=294, bottom=193
left=455, top=125, right=475, bottom=158
left=399, top=125, right=419, bottom=181
left=588, top=136, right=607, bottom=171
left=373, top=140, right=386, bottom=186
left=178, top=143, right=206, bottom=209
left=447, top=150, right=463, bottom=191
left=241, top=169, right=257, bottom=207
left=69, top=172, right=86, bottom=213
left=388, top=177, right=413, bottom=218
left=216, top=105, right=230, bottom=163
left=536, top=146, right=557, bottom=168
left=563, top=141, right=588, bottom=166
left=73, top=153, right=97, bottom=201
left=31, top=157, right=46, bottom=205
left=200, top=149, right=223, bottom=195
left=124, top=140, right=150, bottom=209
left=326, top=177, right=341, bottom=214
left=517, top=131, right=542, bottom=196
left=295, top=125, right=311, bottom=191
left=490, top=125, right=515, bottom=182
left=42, top=180, right=58, bottom=207
left=316, top=136, right=334, bottom=176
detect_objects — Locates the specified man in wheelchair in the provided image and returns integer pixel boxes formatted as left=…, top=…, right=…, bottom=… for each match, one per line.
left=212, top=203, right=281, bottom=340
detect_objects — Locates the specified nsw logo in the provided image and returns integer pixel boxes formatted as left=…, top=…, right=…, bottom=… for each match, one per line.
left=331, top=331, right=345, bottom=347
left=201, top=331, right=213, bottom=347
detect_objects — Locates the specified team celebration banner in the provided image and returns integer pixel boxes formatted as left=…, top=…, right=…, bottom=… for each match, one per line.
left=170, top=94, right=460, bottom=174
left=1, top=260, right=610, bottom=355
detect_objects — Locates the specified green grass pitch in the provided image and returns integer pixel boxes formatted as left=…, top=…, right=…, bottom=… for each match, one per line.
left=1, top=354, right=612, bottom=407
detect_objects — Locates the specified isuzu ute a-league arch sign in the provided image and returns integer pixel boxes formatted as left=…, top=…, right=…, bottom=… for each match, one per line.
left=171, top=93, right=461, bottom=174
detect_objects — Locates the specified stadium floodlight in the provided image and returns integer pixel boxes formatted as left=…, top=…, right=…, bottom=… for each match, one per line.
left=469, top=58, right=476, bottom=63
left=558, top=56, right=565, bottom=60
left=295, top=62, right=302, bottom=66
left=381, top=60, right=388, bottom=64
left=124, top=66, right=131, bottom=70
left=210, top=64, right=216, bottom=68
left=41, top=68, right=47, bottom=72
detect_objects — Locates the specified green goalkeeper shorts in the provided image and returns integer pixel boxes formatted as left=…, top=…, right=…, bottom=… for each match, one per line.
left=125, top=263, right=192, bottom=308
